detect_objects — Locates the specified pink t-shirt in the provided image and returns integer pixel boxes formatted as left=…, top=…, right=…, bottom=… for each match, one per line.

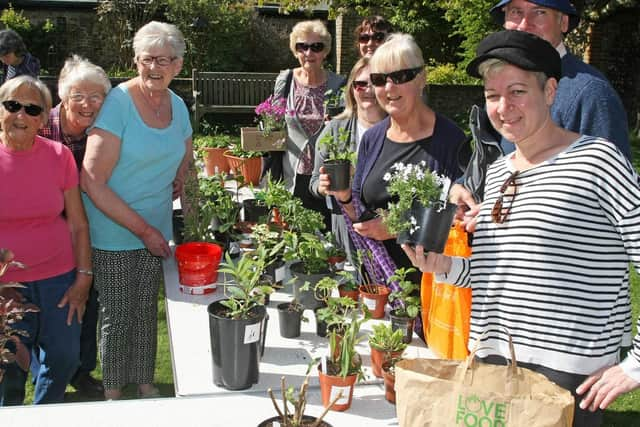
left=0, top=135, right=78, bottom=282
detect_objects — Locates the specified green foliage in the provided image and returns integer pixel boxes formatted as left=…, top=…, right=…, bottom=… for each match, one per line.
left=328, top=305, right=370, bottom=378
left=369, top=323, right=408, bottom=353
left=226, top=138, right=263, bottom=158
left=426, top=62, right=480, bottom=85
left=254, top=173, right=291, bottom=210
left=194, top=134, right=236, bottom=150
left=217, top=249, right=273, bottom=319
left=0, top=5, right=31, bottom=32
left=313, top=276, right=339, bottom=304
left=318, top=127, right=355, bottom=163
left=387, top=267, right=420, bottom=319
left=283, top=232, right=329, bottom=275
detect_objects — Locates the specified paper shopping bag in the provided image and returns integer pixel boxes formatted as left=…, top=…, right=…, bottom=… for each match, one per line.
left=421, top=223, right=472, bottom=360
left=395, top=335, right=575, bottom=427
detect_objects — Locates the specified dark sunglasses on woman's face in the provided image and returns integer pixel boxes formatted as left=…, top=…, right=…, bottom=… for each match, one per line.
left=2, top=100, right=43, bottom=117
left=370, top=66, right=424, bottom=87
left=358, top=32, right=386, bottom=43
left=295, top=42, right=325, bottom=53
left=352, top=80, right=372, bottom=91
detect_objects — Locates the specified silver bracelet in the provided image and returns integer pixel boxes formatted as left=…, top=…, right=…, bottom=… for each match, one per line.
left=77, top=268, right=94, bottom=276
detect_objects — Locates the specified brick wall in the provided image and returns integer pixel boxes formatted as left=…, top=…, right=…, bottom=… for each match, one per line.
left=335, top=11, right=360, bottom=75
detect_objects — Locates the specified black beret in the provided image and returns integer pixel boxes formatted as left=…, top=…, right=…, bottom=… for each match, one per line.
left=466, top=30, right=561, bottom=81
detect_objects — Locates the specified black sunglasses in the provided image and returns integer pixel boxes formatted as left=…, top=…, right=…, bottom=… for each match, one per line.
left=369, top=66, right=424, bottom=87
left=491, top=171, right=519, bottom=224
left=358, top=32, right=386, bottom=43
left=2, top=100, right=43, bottom=117
left=295, top=42, right=325, bottom=53
left=352, top=80, right=371, bottom=91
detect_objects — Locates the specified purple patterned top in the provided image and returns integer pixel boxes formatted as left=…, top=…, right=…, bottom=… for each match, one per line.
left=38, top=104, right=86, bottom=171
left=293, top=78, right=326, bottom=174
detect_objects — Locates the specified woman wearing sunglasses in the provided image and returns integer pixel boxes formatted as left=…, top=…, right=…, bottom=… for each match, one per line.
left=310, top=57, right=386, bottom=263
left=403, top=30, right=640, bottom=426
left=354, top=16, right=393, bottom=58
left=81, top=21, right=192, bottom=400
left=0, top=76, right=92, bottom=405
left=324, top=33, right=467, bottom=335
left=270, top=20, right=346, bottom=230
left=35, top=55, right=111, bottom=397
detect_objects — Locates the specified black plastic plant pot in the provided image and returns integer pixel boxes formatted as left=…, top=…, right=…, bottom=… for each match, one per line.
left=264, top=258, right=286, bottom=287
left=396, top=201, right=457, bottom=253
left=314, top=305, right=328, bottom=337
left=323, top=159, right=351, bottom=191
left=208, top=300, right=268, bottom=390
left=257, top=415, right=333, bottom=427
left=243, top=199, right=270, bottom=223
left=290, top=262, right=330, bottom=310
left=277, top=302, right=303, bottom=338
left=389, top=310, right=416, bottom=344
left=172, top=209, right=184, bottom=245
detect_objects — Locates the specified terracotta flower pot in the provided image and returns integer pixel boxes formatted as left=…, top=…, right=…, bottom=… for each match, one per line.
left=358, top=284, right=390, bottom=319
left=369, top=346, right=403, bottom=378
left=224, top=151, right=262, bottom=186
left=382, top=361, right=396, bottom=404
left=202, top=147, right=229, bottom=176
left=338, top=286, right=359, bottom=303
left=318, top=365, right=357, bottom=412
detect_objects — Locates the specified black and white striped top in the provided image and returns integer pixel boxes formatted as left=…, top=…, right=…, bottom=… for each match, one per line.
left=444, top=136, right=640, bottom=377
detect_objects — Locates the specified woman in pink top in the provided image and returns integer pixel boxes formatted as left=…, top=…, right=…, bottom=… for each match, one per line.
left=0, top=76, right=91, bottom=405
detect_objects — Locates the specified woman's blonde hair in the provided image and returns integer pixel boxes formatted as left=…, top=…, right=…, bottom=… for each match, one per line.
left=58, top=55, right=111, bottom=101
left=478, top=58, right=548, bottom=89
left=0, top=75, right=52, bottom=120
left=369, top=33, right=424, bottom=73
left=334, top=56, right=374, bottom=120
left=288, top=20, right=331, bottom=57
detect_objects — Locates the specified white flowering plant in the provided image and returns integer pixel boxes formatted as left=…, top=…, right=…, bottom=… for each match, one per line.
left=381, top=161, right=450, bottom=235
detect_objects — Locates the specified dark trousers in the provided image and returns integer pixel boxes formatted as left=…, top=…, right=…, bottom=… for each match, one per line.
left=480, top=355, right=604, bottom=427
left=293, top=173, right=332, bottom=231
left=76, top=284, right=99, bottom=375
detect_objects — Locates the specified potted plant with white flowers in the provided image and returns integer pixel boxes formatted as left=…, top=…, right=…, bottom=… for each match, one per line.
left=382, top=161, right=456, bottom=253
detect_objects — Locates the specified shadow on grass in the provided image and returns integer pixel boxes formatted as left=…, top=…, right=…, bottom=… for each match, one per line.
left=602, top=410, right=640, bottom=427
left=64, top=382, right=175, bottom=403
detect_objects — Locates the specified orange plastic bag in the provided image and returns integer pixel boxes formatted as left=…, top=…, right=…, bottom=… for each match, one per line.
left=421, top=222, right=472, bottom=360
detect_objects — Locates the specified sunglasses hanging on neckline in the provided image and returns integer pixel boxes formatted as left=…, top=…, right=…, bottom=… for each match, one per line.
left=2, top=100, right=43, bottom=117
left=369, top=66, right=424, bottom=87
left=491, top=170, right=519, bottom=224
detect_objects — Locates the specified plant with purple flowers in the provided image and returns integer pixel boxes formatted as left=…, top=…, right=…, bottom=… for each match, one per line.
left=255, top=95, right=288, bottom=137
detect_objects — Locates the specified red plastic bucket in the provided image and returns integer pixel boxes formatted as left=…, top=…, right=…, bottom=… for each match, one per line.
left=175, top=242, right=222, bottom=294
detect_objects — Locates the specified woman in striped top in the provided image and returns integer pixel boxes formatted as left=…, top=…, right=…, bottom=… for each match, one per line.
left=403, top=30, right=640, bottom=427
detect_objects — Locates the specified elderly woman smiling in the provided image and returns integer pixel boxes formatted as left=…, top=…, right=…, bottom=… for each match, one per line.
left=403, top=30, right=640, bottom=427
left=0, top=76, right=91, bottom=405
left=38, top=54, right=110, bottom=396
left=81, top=21, right=192, bottom=400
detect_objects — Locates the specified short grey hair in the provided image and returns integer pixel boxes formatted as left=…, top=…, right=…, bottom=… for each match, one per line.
left=0, top=75, right=52, bottom=119
left=478, top=58, right=548, bottom=89
left=289, top=20, right=332, bottom=57
left=133, top=21, right=186, bottom=59
left=369, top=33, right=424, bottom=73
left=58, top=55, right=111, bottom=101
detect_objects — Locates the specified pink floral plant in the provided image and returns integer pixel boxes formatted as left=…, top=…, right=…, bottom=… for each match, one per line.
left=255, top=95, right=288, bottom=136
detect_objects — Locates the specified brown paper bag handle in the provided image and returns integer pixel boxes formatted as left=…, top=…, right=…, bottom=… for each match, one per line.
left=463, top=328, right=518, bottom=377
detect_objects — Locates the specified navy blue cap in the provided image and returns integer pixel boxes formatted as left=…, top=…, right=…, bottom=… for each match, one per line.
left=466, top=30, right=561, bottom=81
left=490, top=0, right=580, bottom=33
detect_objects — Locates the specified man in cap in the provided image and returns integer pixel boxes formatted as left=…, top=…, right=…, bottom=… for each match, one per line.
left=452, top=0, right=630, bottom=226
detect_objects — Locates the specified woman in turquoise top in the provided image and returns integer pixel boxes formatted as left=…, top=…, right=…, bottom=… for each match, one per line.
left=81, top=21, right=192, bottom=400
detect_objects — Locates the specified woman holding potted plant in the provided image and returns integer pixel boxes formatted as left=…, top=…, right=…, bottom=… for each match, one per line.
left=267, top=20, right=346, bottom=231
left=310, top=57, right=385, bottom=265
left=320, top=34, right=467, bottom=338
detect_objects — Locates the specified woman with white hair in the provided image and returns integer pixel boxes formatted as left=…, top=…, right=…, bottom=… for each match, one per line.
left=38, top=54, right=111, bottom=396
left=323, top=33, right=467, bottom=339
left=81, top=21, right=192, bottom=400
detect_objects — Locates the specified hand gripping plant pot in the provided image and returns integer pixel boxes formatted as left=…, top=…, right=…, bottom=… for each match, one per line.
left=277, top=301, right=304, bottom=338
left=396, top=200, right=457, bottom=253
left=174, top=242, right=222, bottom=295
left=358, top=284, right=390, bottom=319
left=323, top=159, right=351, bottom=191
left=208, top=301, right=268, bottom=390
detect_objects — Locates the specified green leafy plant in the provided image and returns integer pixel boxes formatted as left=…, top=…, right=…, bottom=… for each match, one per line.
left=326, top=305, right=370, bottom=378
left=283, top=232, right=329, bottom=275
left=198, top=173, right=241, bottom=242
left=318, top=127, right=355, bottom=163
left=316, top=295, right=359, bottom=335
left=368, top=323, right=408, bottom=353
left=267, top=375, right=335, bottom=427
left=217, top=248, right=273, bottom=320
left=382, top=161, right=450, bottom=235
left=387, top=267, right=420, bottom=319
left=313, top=276, right=339, bottom=305
left=226, top=138, right=264, bottom=159
left=337, top=270, right=359, bottom=292
left=323, top=88, right=343, bottom=109
left=194, top=134, right=235, bottom=150
left=182, top=167, right=216, bottom=242
left=355, top=249, right=378, bottom=293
